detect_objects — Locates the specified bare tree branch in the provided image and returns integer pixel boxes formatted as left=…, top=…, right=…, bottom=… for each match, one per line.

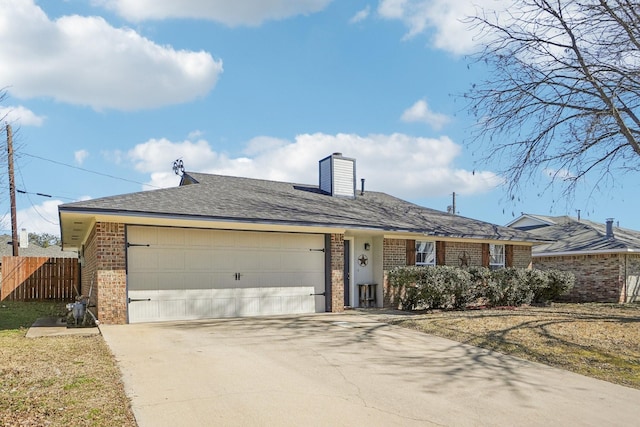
left=464, top=0, right=640, bottom=200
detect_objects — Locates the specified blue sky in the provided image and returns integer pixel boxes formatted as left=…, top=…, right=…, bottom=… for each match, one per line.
left=0, top=0, right=638, bottom=236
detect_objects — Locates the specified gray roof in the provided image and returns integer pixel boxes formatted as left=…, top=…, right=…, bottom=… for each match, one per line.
left=0, top=235, right=77, bottom=258
left=59, top=172, right=540, bottom=243
left=511, top=215, right=640, bottom=254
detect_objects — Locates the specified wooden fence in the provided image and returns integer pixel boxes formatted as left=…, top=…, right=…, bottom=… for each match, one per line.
left=0, top=256, right=79, bottom=301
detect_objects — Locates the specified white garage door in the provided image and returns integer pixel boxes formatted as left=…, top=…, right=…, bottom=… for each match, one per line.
left=126, top=226, right=326, bottom=323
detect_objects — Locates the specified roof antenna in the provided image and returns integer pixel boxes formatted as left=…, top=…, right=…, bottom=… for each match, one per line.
left=173, top=159, right=185, bottom=176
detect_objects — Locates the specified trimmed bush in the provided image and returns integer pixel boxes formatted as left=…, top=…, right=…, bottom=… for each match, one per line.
left=388, top=265, right=575, bottom=310
left=486, top=267, right=534, bottom=306
left=538, top=269, right=575, bottom=302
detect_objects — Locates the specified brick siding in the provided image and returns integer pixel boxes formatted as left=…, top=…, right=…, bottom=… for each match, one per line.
left=382, top=239, right=407, bottom=306
left=82, top=222, right=127, bottom=324
left=534, top=253, right=625, bottom=303
left=330, top=234, right=344, bottom=312
left=513, top=245, right=533, bottom=269
left=534, top=253, right=640, bottom=303
left=441, top=242, right=483, bottom=267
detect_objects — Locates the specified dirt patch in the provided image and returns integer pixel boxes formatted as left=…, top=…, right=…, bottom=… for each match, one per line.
left=391, top=303, right=640, bottom=389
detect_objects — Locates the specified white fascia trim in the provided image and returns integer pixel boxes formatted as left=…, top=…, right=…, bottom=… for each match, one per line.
left=506, top=214, right=556, bottom=227
left=534, top=248, right=640, bottom=257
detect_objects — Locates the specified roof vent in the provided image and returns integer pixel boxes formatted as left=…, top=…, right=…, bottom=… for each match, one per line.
left=606, top=218, right=614, bottom=239
left=319, top=153, right=356, bottom=198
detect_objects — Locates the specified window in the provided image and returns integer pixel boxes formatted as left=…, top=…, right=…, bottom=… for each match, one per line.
left=416, top=241, right=436, bottom=266
left=489, top=244, right=505, bottom=269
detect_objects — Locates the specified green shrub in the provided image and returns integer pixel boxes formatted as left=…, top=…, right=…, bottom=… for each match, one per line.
left=467, top=266, right=493, bottom=303
left=442, top=267, right=474, bottom=309
left=389, top=265, right=574, bottom=311
left=539, top=269, right=575, bottom=302
left=486, top=267, right=534, bottom=306
left=526, top=269, right=549, bottom=303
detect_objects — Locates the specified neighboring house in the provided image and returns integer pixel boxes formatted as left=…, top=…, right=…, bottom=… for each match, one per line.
left=0, top=234, right=79, bottom=300
left=509, top=214, right=640, bottom=303
left=0, top=233, right=78, bottom=275
left=58, top=153, right=541, bottom=324
left=0, top=234, right=76, bottom=258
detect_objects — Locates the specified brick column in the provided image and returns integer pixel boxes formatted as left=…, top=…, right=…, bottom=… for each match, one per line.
left=83, top=222, right=127, bottom=324
left=330, top=234, right=344, bottom=312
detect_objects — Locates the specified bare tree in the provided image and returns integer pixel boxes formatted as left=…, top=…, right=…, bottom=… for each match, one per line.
left=465, top=0, right=640, bottom=199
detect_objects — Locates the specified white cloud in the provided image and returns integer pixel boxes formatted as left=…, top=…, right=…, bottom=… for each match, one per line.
left=544, top=168, right=576, bottom=181
left=0, top=0, right=223, bottom=110
left=15, top=199, right=64, bottom=236
left=350, top=6, right=371, bottom=24
left=125, top=132, right=501, bottom=198
left=97, top=0, right=333, bottom=26
left=0, top=105, right=45, bottom=126
left=401, top=99, right=451, bottom=130
left=187, top=130, right=204, bottom=140
left=377, top=0, right=509, bottom=55
left=74, top=150, right=89, bottom=165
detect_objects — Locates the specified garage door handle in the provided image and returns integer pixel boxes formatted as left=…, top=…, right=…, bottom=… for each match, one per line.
left=310, top=292, right=326, bottom=296
left=128, top=298, right=151, bottom=303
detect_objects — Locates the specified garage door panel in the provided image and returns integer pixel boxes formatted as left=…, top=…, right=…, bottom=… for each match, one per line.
left=128, top=273, right=158, bottom=291
left=258, top=252, right=282, bottom=270
left=184, top=298, right=213, bottom=318
left=172, top=273, right=214, bottom=289
left=186, top=250, right=214, bottom=270
left=129, top=250, right=159, bottom=272
left=210, top=251, right=237, bottom=270
left=127, top=226, right=325, bottom=323
left=128, top=226, right=158, bottom=246
left=158, top=250, right=185, bottom=270
left=211, top=272, right=236, bottom=289
left=236, top=297, right=260, bottom=316
left=235, top=250, right=261, bottom=271
left=211, top=230, right=235, bottom=247
left=157, top=273, right=188, bottom=291
left=158, top=299, right=186, bottom=320
left=158, top=228, right=185, bottom=246
left=288, top=252, right=324, bottom=271
left=185, top=228, right=214, bottom=247
left=284, top=234, right=322, bottom=249
left=235, top=232, right=257, bottom=248
left=259, top=296, right=282, bottom=315
left=258, top=233, right=282, bottom=248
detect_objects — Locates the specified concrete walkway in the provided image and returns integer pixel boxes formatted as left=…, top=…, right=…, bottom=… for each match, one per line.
left=100, top=312, right=640, bottom=427
left=25, top=316, right=100, bottom=338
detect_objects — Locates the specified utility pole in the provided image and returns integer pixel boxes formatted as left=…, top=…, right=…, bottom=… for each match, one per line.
left=6, top=123, right=18, bottom=256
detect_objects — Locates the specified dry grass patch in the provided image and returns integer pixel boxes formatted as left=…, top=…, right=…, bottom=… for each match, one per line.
left=0, top=302, right=136, bottom=427
left=391, top=303, right=640, bottom=389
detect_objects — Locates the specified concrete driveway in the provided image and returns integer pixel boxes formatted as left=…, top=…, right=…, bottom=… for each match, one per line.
left=100, top=312, right=639, bottom=427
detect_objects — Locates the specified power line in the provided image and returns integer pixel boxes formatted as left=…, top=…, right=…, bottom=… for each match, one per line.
left=19, top=151, right=161, bottom=189
left=16, top=167, right=57, bottom=226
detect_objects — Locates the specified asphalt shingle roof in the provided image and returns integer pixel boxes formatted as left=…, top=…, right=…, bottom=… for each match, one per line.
left=512, top=215, right=640, bottom=253
left=59, top=172, right=539, bottom=242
